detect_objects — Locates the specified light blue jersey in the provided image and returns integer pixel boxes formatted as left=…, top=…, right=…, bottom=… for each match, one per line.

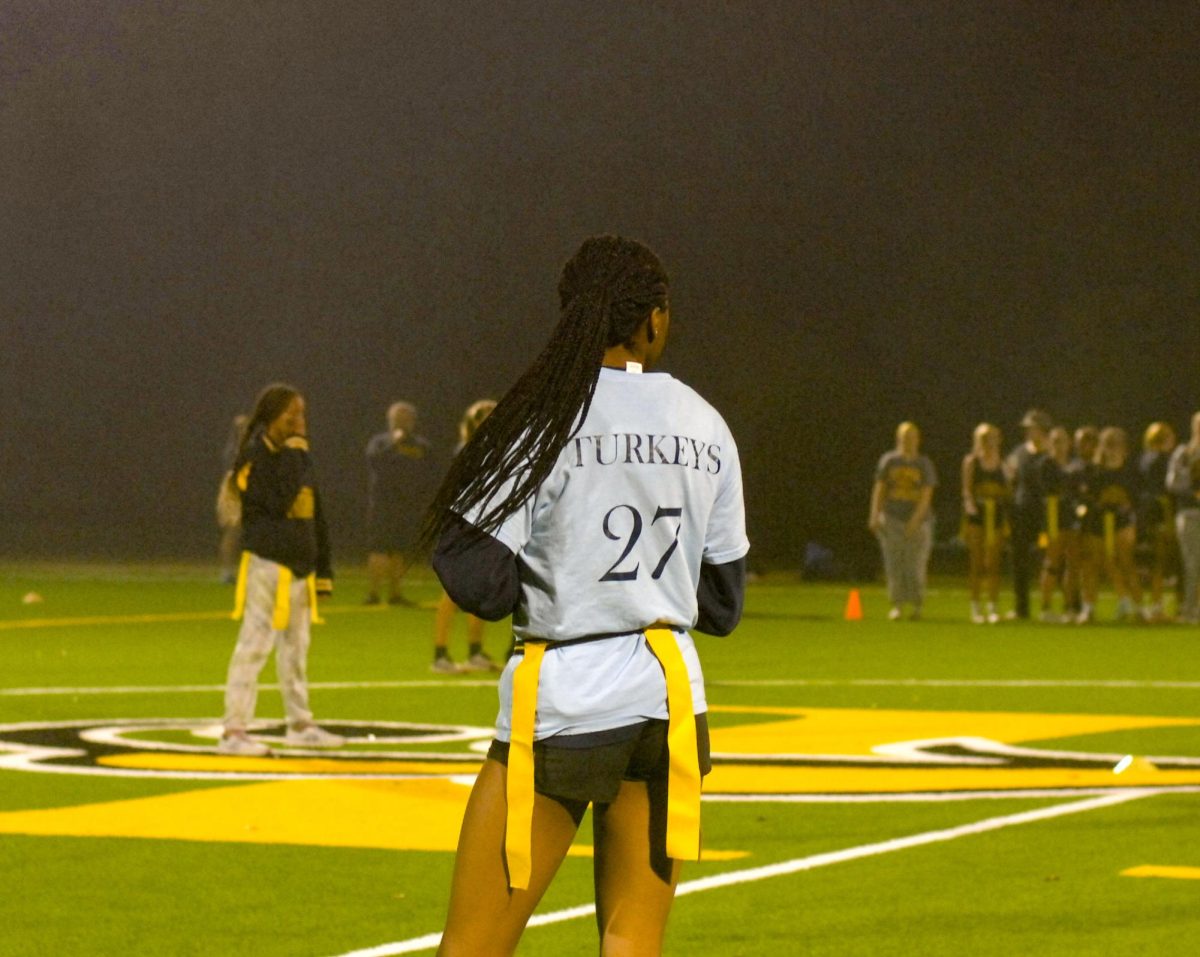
left=466, top=366, right=749, bottom=741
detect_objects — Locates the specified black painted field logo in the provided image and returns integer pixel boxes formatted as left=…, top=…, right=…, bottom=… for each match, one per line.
left=0, top=719, right=492, bottom=780
left=3, top=707, right=1200, bottom=795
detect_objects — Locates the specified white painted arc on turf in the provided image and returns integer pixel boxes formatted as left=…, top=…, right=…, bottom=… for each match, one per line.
left=326, top=790, right=1154, bottom=957
left=7, top=677, right=1200, bottom=697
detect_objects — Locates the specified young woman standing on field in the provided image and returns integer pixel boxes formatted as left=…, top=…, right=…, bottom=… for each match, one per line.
left=431, top=399, right=500, bottom=674
left=1138, top=422, right=1178, bottom=620
left=424, top=236, right=748, bottom=956
left=219, top=384, right=344, bottom=755
left=1037, top=426, right=1080, bottom=621
left=1081, top=427, right=1145, bottom=622
left=962, top=423, right=1011, bottom=624
left=868, top=422, right=937, bottom=621
left=1166, top=412, right=1200, bottom=623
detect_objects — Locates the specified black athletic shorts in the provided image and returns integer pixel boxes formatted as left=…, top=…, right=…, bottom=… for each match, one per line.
left=487, top=714, right=712, bottom=817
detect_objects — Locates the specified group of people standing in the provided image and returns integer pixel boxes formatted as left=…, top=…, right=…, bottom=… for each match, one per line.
left=871, top=409, right=1200, bottom=624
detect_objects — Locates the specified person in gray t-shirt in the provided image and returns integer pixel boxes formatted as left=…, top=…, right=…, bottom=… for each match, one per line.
left=869, top=422, right=937, bottom=619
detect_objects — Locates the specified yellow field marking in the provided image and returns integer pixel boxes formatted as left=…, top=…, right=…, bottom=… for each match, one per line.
left=0, top=777, right=747, bottom=859
left=0, top=604, right=391, bottom=632
left=1122, top=865, right=1200, bottom=880
left=708, top=705, right=1199, bottom=759
left=704, top=706, right=1200, bottom=794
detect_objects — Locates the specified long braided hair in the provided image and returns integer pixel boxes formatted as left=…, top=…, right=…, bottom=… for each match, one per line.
left=421, top=235, right=669, bottom=548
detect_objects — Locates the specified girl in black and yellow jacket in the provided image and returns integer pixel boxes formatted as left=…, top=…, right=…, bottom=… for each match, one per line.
left=219, top=383, right=343, bottom=756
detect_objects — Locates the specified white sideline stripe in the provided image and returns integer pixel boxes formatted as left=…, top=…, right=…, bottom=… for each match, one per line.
left=6, top=677, right=1200, bottom=696
left=712, top=678, right=1200, bottom=689
left=0, top=680, right=498, bottom=696
left=326, top=789, right=1153, bottom=957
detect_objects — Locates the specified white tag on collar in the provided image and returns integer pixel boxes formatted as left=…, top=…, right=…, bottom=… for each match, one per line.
left=625, top=361, right=643, bottom=374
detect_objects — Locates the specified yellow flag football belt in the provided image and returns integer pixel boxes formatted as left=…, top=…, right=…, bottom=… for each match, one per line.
left=504, top=626, right=702, bottom=891
left=230, top=552, right=324, bottom=629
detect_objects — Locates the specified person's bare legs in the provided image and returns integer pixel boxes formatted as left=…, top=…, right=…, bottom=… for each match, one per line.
left=592, top=778, right=681, bottom=957
left=438, top=759, right=580, bottom=957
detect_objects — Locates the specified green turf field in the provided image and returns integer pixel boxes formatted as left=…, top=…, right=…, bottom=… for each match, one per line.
left=2, top=562, right=1199, bottom=956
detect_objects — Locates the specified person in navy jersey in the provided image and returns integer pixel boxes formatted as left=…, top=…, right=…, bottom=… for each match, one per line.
left=1005, top=409, right=1052, bottom=619
left=364, top=401, right=435, bottom=605
left=1037, top=426, right=1080, bottom=622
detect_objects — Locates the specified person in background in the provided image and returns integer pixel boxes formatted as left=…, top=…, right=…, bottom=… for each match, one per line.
left=1166, top=412, right=1200, bottom=624
left=1037, top=426, right=1080, bottom=622
left=217, top=413, right=250, bottom=584
left=220, top=383, right=343, bottom=756
left=868, top=421, right=936, bottom=621
left=1005, top=409, right=1052, bottom=619
left=365, top=401, right=434, bottom=605
left=1064, top=425, right=1100, bottom=618
left=1080, top=427, right=1146, bottom=622
left=1138, top=421, right=1178, bottom=620
left=432, top=399, right=501, bottom=675
left=962, top=423, right=1010, bottom=624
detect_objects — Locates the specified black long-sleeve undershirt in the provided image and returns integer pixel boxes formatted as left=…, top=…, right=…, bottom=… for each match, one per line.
left=432, top=514, right=745, bottom=634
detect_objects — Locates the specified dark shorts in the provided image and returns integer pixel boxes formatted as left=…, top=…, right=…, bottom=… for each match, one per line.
left=487, top=715, right=712, bottom=820
left=1083, top=509, right=1134, bottom=538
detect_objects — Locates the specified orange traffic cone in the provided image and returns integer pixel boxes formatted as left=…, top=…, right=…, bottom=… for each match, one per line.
left=844, top=588, right=863, bottom=621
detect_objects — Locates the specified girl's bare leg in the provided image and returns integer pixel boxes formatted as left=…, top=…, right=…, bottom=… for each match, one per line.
left=434, top=592, right=456, bottom=652
left=592, top=779, right=681, bottom=957
left=438, top=759, right=580, bottom=957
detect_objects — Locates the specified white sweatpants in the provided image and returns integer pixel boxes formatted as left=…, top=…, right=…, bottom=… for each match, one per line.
left=223, top=554, right=314, bottom=732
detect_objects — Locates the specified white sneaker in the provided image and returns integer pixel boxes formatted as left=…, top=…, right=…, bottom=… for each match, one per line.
left=985, top=604, right=1000, bottom=625
left=284, top=725, right=346, bottom=748
left=460, top=651, right=500, bottom=673
left=1076, top=606, right=1095, bottom=625
left=887, top=606, right=902, bottom=621
left=970, top=604, right=985, bottom=625
left=217, top=733, right=271, bottom=757
left=430, top=656, right=461, bottom=675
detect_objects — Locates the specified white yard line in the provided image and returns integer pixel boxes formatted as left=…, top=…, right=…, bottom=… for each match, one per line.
left=6, top=677, right=1200, bottom=697
left=327, top=789, right=1154, bottom=957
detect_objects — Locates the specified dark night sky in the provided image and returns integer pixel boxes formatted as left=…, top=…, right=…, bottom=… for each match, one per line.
left=2, top=1, right=1198, bottom=570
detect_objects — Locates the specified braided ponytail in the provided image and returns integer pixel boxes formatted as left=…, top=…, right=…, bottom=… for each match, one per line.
left=421, top=236, right=668, bottom=549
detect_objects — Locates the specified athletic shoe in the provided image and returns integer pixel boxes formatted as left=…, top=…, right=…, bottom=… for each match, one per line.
left=887, top=606, right=902, bottom=621
left=461, top=651, right=501, bottom=673
left=986, top=611, right=1000, bottom=625
left=217, top=734, right=271, bottom=757
left=430, top=657, right=461, bottom=675
left=284, top=725, right=346, bottom=748
left=970, top=604, right=985, bottom=625
left=1076, top=606, right=1095, bottom=625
